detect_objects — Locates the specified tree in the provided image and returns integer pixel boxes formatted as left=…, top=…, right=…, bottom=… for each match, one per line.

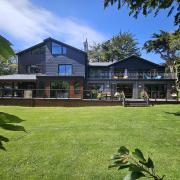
left=104, top=0, right=180, bottom=25
left=0, top=35, right=16, bottom=75
left=0, top=57, right=18, bottom=75
left=88, top=32, right=140, bottom=62
left=144, top=30, right=180, bottom=90
left=88, top=43, right=104, bottom=62
left=0, top=35, right=15, bottom=62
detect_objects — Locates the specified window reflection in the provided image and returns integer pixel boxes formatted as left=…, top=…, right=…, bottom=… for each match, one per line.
left=59, top=64, right=72, bottom=76
left=52, top=42, right=67, bottom=55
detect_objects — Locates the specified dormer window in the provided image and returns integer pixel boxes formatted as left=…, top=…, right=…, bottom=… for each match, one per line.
left=51, top=42, right=67, bottom=55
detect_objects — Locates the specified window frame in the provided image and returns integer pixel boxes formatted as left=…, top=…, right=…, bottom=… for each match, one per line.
left=26, top=64, right=41, bottom=74
left=58, top=64, right=73, bottom=76
left=51, top=42, right=62, bottom=55
left=51, top=42, right=67, bottom=55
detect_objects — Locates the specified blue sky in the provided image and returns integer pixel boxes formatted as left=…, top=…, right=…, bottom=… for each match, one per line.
left=0, top=0, right=177, bottom=63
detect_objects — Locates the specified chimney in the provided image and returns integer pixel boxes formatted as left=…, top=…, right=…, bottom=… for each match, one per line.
left=83, top=38, right=88, bottom=53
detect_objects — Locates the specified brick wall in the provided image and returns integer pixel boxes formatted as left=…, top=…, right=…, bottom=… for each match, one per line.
left=0, top=98, right=179, bottom=107
left=0, top=98, right=122, bottom=107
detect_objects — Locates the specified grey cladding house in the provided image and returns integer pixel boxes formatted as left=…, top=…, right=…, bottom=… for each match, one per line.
left=0, top=38, right=176, bottom=99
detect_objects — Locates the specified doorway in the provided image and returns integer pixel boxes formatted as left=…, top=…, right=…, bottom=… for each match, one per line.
left=50, top=80, right=70, bottom=98
left=145, top=84, right=166, bottom=99
left=116, top=84, right=133, bottom=98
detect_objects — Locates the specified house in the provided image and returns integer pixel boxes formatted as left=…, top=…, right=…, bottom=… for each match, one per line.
left=0, top=38, right=176, bottom=99
left=87, top=56, right=175, bottom=99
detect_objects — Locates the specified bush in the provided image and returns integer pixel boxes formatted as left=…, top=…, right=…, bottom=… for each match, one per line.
left=91, top=90, right=98, bottom=98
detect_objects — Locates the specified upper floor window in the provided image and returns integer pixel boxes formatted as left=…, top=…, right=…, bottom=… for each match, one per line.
left=26, top=64, right=41, bottom=74
left=58, top=64, right=72, bottom=76
left=52, top=42, right=67, bottom=55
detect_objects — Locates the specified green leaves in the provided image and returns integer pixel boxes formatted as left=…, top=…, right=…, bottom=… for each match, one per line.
left=143, top=157, right=154, bottom=169
left=104, top=0, right=179, bottom=26
left=0, top=124, right=26, bottom=132
left=0, top=35, right=15, bottom=63
left=0, top=135, right=9, bottom=142
left=0, top=135, right=9, bottom=151
left=88, top=31, right=140, bottom=62
left=0, top=112, right=26, bottom=151
left=132, top=149, right=146, bottom=163
left=109, top=146, right=164, bottom=180
left=118, top=146, right=129, bottom=155
left=123, top=172, right=145, bottom=180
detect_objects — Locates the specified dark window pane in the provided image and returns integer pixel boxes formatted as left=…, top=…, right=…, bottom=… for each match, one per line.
left=50, top=80, right=70, bottom=98
left=26, top=64, right=41, bottom=74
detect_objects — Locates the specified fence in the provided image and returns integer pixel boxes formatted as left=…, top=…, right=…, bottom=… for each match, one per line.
left=88, top=72, right=175, bottom=80
left=0, top=88, right=179, bottom=102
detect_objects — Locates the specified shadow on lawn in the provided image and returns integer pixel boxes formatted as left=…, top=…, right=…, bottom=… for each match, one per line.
left=0, top=112, right=26, bottom=151
left=165, top=112, right=180, bottom=116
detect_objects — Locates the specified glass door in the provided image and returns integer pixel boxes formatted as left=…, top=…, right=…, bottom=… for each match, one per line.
left=50, top=80, right=70, bottom=98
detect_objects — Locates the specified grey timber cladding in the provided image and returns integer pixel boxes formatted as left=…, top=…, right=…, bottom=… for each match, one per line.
left=17, top=38, right=87, bottom=77
left=45, top=40, right=86, bottom=76
left=18, top=45, right=46, bottom=74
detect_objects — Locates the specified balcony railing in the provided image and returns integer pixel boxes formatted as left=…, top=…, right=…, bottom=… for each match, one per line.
left=88, top=72, right=175, bottom=80
left=0, top=88, right=179, bottom=101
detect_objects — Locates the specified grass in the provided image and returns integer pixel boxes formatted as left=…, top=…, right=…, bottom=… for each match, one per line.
left=0, top=105, right=179, bottom=180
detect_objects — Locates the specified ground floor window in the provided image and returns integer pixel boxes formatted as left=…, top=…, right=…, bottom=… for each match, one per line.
left=85, top=83, right=105, bottom=99
left=50, top=80, right=70, bottom=98
left=88, top=83, right=104, bottom=91
left=145, top=84, right=166, bottom=98
left=116, top=84, right=133, bottom=98
left=74, top=81, right=81, bottom=94
left=2, top=83, right=12, bottom=97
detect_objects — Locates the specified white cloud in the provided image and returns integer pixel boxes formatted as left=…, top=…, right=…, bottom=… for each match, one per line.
left=0, top=0, right=106, bottom=49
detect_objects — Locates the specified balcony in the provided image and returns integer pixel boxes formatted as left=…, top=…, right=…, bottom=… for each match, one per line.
left=87, top=72, right=175, bottom=80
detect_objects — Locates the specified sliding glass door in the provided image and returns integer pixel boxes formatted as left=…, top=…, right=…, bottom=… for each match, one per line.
left=50, top=80, right=70, bottom=98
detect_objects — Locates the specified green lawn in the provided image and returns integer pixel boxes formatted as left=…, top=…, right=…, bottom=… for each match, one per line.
left=0, top=105, right=179, bottom=180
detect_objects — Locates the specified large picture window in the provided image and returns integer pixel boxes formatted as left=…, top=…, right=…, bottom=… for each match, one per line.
left=58, top=64, right=72, bottom=76
left=52, top=42, right=67, bottom=55
left=26, top=64, right=41, bottom=74
left=74, top=81, right=81, bottom=94
left=50, top=80, right=70, bottom=98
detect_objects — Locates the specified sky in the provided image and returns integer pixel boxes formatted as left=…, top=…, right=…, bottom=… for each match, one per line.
left=0, top=0, right=178, bottom=64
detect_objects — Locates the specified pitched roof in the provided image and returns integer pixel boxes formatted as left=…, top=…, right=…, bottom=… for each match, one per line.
left=88, top=55, right=162, bottom=67
left=16, top=37, right=87, bottom=55
left=16, top=42, right=45, bottom=55
left=109, top=55, right=162, bottom=67
left=44, top=37, right=86, bottom=54
left=0, top=74, right=37, bottom=81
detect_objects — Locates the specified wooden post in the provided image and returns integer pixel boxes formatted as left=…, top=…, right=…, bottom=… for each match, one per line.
left=44, top=81, right=50, bottom=98
left=12, top=82, right=14, bottom=97
left=166, top=83, right=168, bottom=102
